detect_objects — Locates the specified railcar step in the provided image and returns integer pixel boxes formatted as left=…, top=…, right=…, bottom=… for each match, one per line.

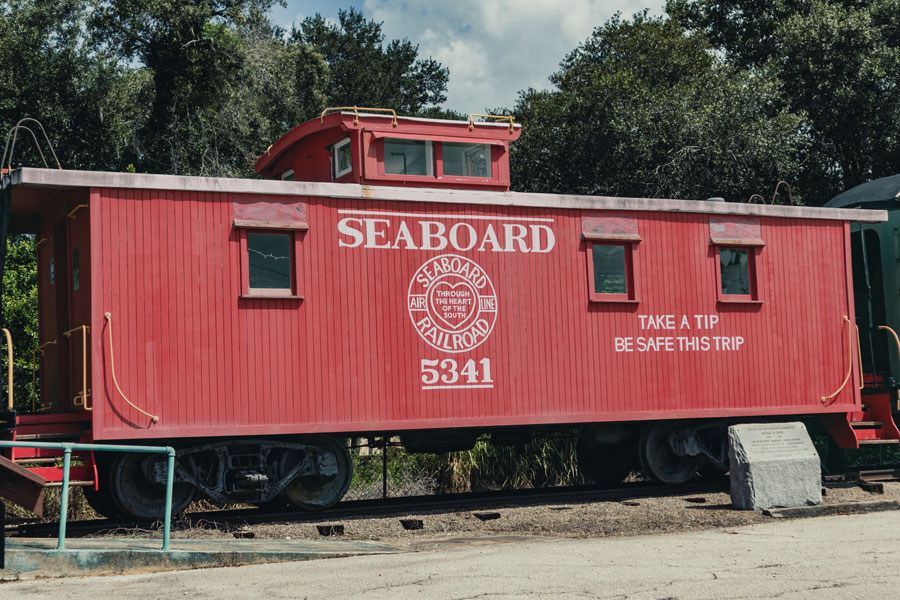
left=43, top=480, right=95, bottom=488
left=858, top=439, right=900, bottom=445
left=14, top=432, right=85, bottom=441
left=850, top=421, right=885, bottom=428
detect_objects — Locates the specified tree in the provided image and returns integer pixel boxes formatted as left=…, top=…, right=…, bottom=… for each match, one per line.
left=294, top=8, right=449, bottom=115
left=510, top=12, right=808, bottom=202
left=668, top=0, right=900, bottom=200
left=0, top=0, right=143, bottom=171
left=1, top=235, right=37, bottom=411
left=88, top=0, right=283, bottom=175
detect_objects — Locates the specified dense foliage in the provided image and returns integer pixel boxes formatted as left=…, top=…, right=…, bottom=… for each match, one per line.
left=509, top=13, right=808, bottom=202
left=1, top=3, right=449, bottom=176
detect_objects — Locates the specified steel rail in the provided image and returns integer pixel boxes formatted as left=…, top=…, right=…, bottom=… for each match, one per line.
left=12, top=480, right=730, bottom=538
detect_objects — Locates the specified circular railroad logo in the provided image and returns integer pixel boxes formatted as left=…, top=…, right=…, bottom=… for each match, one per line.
left=407, top=254, right=498, bottom=353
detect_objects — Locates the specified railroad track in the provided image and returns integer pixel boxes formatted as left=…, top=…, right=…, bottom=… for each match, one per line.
left=10, top=479, right=729, bottom=538
left=10, top=466, right=899, bottom=539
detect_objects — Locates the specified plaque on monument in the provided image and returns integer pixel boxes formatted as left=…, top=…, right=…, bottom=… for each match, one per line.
left=728, top=422, right=822, bottom=510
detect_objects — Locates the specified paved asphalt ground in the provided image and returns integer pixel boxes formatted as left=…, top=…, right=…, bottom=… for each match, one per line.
left=3, top=510, right=899, bottom=599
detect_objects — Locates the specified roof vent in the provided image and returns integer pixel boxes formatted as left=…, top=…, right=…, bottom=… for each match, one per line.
left=706, top=197, right=725, bottom=202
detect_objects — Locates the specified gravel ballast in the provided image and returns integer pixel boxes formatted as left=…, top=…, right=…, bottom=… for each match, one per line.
left=144, top=481, right=900, bottom=546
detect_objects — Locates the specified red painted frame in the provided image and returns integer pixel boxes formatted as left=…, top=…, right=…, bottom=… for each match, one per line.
left=238, top=228, right=305, bottom=301
left=714, top=244, right=763, bottom=304
left=586, top=241, right=640, bottom=303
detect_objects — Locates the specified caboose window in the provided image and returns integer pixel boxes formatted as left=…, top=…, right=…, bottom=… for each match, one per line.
left=586, top=242, right=637, bottom=302
left=332, top=138, right=352, bottom=179
left=248, top=232, right=292, bottom=291
left=443, top=142, right=492, bottom=178
left=384, top=138, right=433, bottom=176
left=592, top=245, right=627, bottom=294
left=719, top=248, right=750, bottom=295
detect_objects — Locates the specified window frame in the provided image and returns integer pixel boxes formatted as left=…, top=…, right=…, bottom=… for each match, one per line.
left=361, top=131, right=508, bottom=187
left=380, top=137, right=435, bottom=178
left=238, top=228, right=304, bottom=300
left=331, top=137, right=352, bottom=180
left=441, top=141, right=494, bottom=179
left=586, top=241, right=639, bottom=303
left=714, top=245, right=762, bottom=304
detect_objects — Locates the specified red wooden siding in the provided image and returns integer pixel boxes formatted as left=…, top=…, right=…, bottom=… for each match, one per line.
left=90, top=188, right=859, bottom=440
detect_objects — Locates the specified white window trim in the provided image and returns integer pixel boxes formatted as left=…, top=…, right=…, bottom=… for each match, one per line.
left=332, top=138, right=352, bottom=179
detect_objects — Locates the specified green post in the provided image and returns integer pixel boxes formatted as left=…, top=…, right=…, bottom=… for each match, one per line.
left=163, top=449, right=174, bottom=551
left=57, top=445, right=71, bottom=551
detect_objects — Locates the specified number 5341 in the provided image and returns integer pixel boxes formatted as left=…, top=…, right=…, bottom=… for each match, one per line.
left=421, top=358, right=493, bottom=385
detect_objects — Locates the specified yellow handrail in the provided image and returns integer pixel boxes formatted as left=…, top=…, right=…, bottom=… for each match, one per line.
left=856, top=326, right=863, bottom=389
left=2, top=328, right=12, bottom=411
left=877, top=324, right=900, bottom=376
left=63, top=325, right=91, bottom=411
left=66, top=204, right=88, bottom=219
left=320, top=106, right=398, bottom=127
left=468, top=113, right=515, bottom=133
left=31, top=340, right=57, bottom=412
left=822, top=316, right=853, bottom=404
left=104, top=312, right=159, bottom=423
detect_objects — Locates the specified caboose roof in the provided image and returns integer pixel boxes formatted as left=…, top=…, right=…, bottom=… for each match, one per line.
left=1, top=167, right=887, bottom=228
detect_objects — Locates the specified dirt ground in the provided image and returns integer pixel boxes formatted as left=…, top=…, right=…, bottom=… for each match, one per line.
left=96, top=481, right=900, bottom=546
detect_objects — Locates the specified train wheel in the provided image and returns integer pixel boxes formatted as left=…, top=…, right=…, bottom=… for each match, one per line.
left=82, top=453, right=122, bottom=520
left=279, top=437, right=353, bottom=510
left=576, top=438, right=636, bottom=485
left=108, top=452, right=196, bottom=521
left=639, top=423, right=701, bottom=485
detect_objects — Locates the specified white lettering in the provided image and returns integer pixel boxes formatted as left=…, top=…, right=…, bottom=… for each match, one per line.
left=339, top=217, right=558, bottom=254
left=363, top=218, right=392, bottom=249
left=503, top=224, right=530, bottom=253
left=420, top=221, right=448, bottom=251
left=531, top=225, right=556, bottom=253
left=337, top=218, right=365, bottom=248
left=478, top=224, right=504, bottom=252
left=392, top=221, right=419, bottom=250
left=449, top=222, right=477, bottom=251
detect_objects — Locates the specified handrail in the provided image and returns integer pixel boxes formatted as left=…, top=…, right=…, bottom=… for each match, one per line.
left=857, top=326, right=864, bottom=389
left=822, top=316, right=853, bottom=404
left=31, top=340, right=57, bottom=412
left=772, top=180, right=793, bottom=206
left=66, top=204, right=88, bottom=219
left=63, top=325, right=91, bottom=411
left=468, top=113, right=515, bottom=133
left=1, top=117, right=62, bottom=171
left=2, top=328, right=12, bottom=410
left=104, top=312, right=159, bottom=423
left=320, top=106, right=398, bottom=127
left=878, top=325, right=900, bottom=382
left=0, top=440, right=175, bottom=551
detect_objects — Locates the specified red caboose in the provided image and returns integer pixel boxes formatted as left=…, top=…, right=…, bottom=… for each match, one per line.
left=1, top=109, right=895, bottom=519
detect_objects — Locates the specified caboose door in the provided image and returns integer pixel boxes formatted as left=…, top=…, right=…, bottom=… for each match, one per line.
left=64, top=204, right=91, bottom=412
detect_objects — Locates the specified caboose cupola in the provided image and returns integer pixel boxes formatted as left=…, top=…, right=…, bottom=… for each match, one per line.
left=254, top=107, right=520, bottom=191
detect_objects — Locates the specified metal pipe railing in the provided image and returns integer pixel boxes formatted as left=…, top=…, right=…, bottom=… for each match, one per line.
left=0, top=441, right=175, bottom=551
